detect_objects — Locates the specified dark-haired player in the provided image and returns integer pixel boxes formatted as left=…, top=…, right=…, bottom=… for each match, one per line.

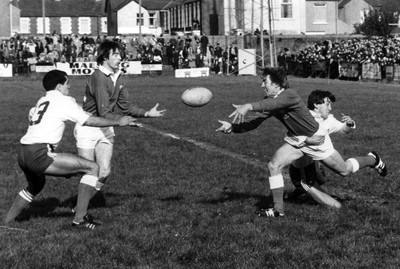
left=289, top=90, right=387, bottom=208
left=217, top=67, right=321, bottom=217
left=3, top=70, right=137, bottom=228
left=74, top=40, right=166, bottom=209
left=217, top=67, right=386, bottom=217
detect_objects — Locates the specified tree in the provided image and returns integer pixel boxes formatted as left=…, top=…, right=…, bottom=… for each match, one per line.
left=354, top=9, right=396, bottom=37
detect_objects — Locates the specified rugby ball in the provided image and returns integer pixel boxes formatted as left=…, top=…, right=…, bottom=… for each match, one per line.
left=181, top=87, right=213, bottom=107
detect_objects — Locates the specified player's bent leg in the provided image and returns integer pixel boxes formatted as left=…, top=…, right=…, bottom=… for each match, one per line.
left=3, top=189, right=34, bottom=224
left=320, top=151, right=353, bottom=177
left=44, top=153, right=99, bottom=177
left=264, top=144, right=304, bottom=215
left=44, top=153, right=101, bottom=223
left=268, top=143, right=304, bottom=176
left=74, top=174, right=99, bottom=224
left=77, top=147, right=96, bottom=161
left=301, top=181, right=342, bottom=209
left=78, top=142, right=113, bottom=208
left=4, top=171, right=46, bottom=224
left=94, top=142, right=114, bottom=183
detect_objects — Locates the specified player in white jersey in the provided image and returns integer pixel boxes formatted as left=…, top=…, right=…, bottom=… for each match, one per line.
left=289, top=90, right=387, bottom=209
left=3, top=70, right=137, bottom=229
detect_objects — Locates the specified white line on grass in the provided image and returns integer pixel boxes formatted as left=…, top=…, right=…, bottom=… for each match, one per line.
left=141, top=125, right=389, bottom=204
left=142, top=125, right=268, bottom=171
left=0, top=225, right=29, bottom=233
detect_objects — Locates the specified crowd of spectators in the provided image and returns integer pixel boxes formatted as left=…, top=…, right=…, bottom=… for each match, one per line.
left=277, top=36, right=400, bottom=79
left=4, top=31, right=400, bottom=79
left=0, top=31, right=242, bottom=76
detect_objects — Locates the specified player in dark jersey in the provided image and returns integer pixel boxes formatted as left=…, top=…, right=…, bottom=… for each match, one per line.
left=218, top=78, right=386, bottom=217
left=73, top=40, right=166, bottom=212
left=217, top=66, right=322, bottom=217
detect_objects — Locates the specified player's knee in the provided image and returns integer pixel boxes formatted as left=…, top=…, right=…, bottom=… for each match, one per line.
left=83, top=160, right=99, bottom=176
left=99, top=167, right=111, bottom=180
left=338, top=169, right=352, bottom=177
left=268, top=161, right=282, bottom=174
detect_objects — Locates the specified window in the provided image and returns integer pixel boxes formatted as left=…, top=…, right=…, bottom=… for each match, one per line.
left=137, top=13, right=144, bottom=26
left=60, top=17, right=72, bottom=34
left=37, top=17, right=50, bottom=34
left=79, top=17, right=91, bottom=34
left=149, top=12, right=156, bottom=27
left=281, top=0, right=292, bottom=19
left=20, top=18, right=30, bottom=34
left=101, top=17, right=107, bottom=33
left=313, top=3, right=327, bottom=24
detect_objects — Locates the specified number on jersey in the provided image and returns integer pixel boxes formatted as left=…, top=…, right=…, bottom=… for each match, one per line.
left=29, top=101, right=50, bottom=125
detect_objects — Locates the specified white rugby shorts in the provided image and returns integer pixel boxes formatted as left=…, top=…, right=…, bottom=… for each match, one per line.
left=74, top=124, right=115, bottom=149
left=299, top=144, right=335, bottom=161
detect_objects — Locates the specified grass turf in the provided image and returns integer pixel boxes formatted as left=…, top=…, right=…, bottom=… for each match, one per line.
left=0, top=74, right=399, bottom=268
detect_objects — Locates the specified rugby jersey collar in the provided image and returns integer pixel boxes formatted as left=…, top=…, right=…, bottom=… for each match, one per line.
left=310, top=110, right=323, bottom=121
left=273, top=89, right=285, bottom=98
left=98, top=65, right=122, bottom=77
left=47, top=89, right=64, bottom=97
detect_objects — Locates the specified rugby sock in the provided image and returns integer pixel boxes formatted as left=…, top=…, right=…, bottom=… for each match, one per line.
left=269, top=174, right=285, bottom=214
left=348, top=156, right=375, bottom=172
left=74, top=175, right=99, bottom=222
left=74, top=183, right=94, bottom=222
left=4, top=190, right=33, bottom=224
left=347, top=158, right=360, bottom=173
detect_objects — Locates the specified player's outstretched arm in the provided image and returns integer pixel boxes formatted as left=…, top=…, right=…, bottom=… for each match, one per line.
left=145, top=103, right=166, bottom=117
left=216, top=120, right=232, bottom=133
left=229, top=103, right=253, bottom=124
left=84, top=115, right=137, bottom=127
left=301, top=181, right=341, bottom=209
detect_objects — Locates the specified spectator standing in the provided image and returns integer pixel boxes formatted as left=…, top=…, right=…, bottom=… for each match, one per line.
left=277, top=50, right=287, bottom=71
left=229, top=43, right=238, bottom=62
left=214, top=43, right=223, bottom=74
left=200, top=32, right=209, bottom=56
left=80, top=34, right=90, bottom=54
left=34, top=37, right=45, bottom=56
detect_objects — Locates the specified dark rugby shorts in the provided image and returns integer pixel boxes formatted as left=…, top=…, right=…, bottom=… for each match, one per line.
left=18, top=143, right=54, bottom=175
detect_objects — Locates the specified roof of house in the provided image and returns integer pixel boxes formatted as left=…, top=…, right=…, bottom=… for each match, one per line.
left=339, top=0, right=383, bottom=8
left=163, top=0, right=198, bottom=9
left=306, top=0, right=340, bottom=2
left=19, top=0, right=172, bottom=17
left=19, top=0, right=105, bottom=17
left=105, top=0, right=173, bottom=12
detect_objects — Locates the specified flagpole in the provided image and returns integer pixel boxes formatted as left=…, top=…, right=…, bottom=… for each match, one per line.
left=42, top=0, right=46, bottom=38
left=139, top=0, right=142, bottom=44
left=260, top=0, right=264, bottom=68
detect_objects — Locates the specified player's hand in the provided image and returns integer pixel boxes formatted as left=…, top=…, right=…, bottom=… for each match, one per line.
left=229, top=103, right=253, bottom=124
left=129, top=121, right=143, bottom=128
left=146, top=103, right=166, bottom=117
left=341, top=113, right=355, bottom=127
left=216, top=120, right=232, bottom=133
left=119, top=116, right=137, bottom=126
left=305, top=135, right=325, bottom=145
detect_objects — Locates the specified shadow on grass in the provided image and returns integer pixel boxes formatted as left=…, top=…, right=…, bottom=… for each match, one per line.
left=199, top=188, right=274, bottom=209
left=198, top=188, right=346, bottom=209
left=15, top=191, right=124, bottom=222
left=158, top=193, right=185, bottom=202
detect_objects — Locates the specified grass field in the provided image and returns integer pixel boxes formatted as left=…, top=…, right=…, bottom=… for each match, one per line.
left=1, top=73, right=399, bottom=268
